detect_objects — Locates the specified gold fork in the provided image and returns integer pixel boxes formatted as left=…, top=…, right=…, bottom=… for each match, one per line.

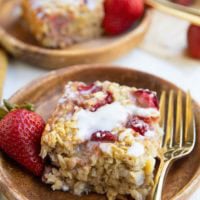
left=145, top=0, right=200, bottom=26
left=151, top=90, right=196, bottom=200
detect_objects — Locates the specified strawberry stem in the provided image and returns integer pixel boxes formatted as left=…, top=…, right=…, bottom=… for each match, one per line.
left=0, top=107, right=8, bottom=119
left=3, top=99, right=35, bottom=111
left=0, top=100, right=35, bottom=120
left=3, top=99, right=16, bottom=111
left=21, top=103, right=35, bottom=111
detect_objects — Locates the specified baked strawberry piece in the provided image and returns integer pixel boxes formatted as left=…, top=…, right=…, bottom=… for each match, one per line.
left=41, top=81, right=162, bottom=200
left=91, top=131, right=118, bottom=142
left=0, top=101, right=45, bottom=176
left=134, top=89, right=159, bottom=109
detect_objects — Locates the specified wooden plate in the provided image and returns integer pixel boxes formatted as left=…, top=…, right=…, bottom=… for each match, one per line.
left=0, top=0, right=152, bottom=69
left=0, top=65, right=200, bottom=200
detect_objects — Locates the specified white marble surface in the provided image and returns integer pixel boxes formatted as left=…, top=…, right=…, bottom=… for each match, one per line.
left=2, top=11, right=200, bottom=200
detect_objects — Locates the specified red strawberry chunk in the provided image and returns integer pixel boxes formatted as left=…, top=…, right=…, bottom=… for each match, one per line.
left=78, top=83, right=102, bottom=94
left=78, top=83, right=94, bottom=91
left=91, top=131, right=117, bottom=142
left=134, top=89, right=159, bottom=109
left=91, top=91, right=114, bottom=112
left=126, top=116, right=150, bottom=136
left=105, top=91, right=114, bottom=104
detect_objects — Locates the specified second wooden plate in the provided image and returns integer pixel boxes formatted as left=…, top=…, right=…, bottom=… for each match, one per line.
left=0, top=0, right=152, bottom=69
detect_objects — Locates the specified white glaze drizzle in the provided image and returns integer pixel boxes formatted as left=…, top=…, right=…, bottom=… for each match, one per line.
left=76, top=102, right=159, bottom=141
left=127, top=142, right=145, bottom=157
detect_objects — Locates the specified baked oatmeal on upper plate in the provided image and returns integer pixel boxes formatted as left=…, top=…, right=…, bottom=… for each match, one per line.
left=22, top=0, right=104, bottom=48
left=40, top=81, right=163, bottom=200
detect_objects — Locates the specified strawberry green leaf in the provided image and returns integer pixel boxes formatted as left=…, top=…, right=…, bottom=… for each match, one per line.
left=3, top=99, right=16, bottom=111
left=3, top=100, right=35, bottom=112
left=0, top=107, right=8, bottom=119
left=21, top=103, right=35, bottom=111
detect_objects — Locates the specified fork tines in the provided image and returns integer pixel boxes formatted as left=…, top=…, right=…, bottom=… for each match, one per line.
left=159, top=90, right=196, bottom=153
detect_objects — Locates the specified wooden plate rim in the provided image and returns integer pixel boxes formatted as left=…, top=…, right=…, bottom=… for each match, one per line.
left=0, top=9, right=152, bottom=56
left=0, top=64, right=200, bottom=200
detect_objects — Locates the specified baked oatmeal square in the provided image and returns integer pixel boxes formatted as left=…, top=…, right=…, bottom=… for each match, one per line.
left=40, top=81, right=163, bottom=200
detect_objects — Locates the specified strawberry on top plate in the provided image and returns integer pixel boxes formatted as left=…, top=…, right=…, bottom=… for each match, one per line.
left=103, top=0, right=144, bottom=35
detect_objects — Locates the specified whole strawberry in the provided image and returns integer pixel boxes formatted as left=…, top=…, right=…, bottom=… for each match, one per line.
left=0, top=100, right=45, bottom=176
left=187, top=24, right=200, bottom=59
left=103, top=0, right=144, bottom=35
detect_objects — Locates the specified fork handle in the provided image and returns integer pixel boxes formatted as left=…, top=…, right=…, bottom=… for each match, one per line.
left=151, top=160, right=172, bottom=200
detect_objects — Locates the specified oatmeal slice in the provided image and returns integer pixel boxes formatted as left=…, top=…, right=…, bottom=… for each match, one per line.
left=40, top=81, right=163, bottom=200
left=22, top=0, right=104, bottom=48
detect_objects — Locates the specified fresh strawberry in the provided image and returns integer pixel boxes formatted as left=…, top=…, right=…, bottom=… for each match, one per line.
left=187, top=24, right=200, bottom=59
left=134, top=89, right=159, bottom=109
left=0, top=100, right=45, bottom=176
left=91, top=131, right=117, bottom=142
left=103, top=0, right=144, bottom=35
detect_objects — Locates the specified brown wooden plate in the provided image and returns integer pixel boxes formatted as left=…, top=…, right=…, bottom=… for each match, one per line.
left=0, top=0, right=152, bottom=69
left=0, top=65, right=200, bottom=200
